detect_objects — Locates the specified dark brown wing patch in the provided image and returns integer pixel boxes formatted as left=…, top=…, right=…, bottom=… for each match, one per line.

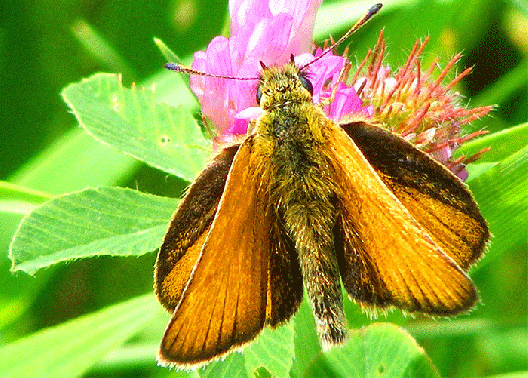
left=326, top=123, right=478, bottom=315
left=155, top=144, right=240, bottom=311
left=266, top=220, right=304, bottom=327
left=158, top=137, right=274, bottom=366
left=341, top=121, right=488, bottom=270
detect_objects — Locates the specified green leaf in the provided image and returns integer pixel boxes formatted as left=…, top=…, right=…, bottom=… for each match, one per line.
left=9, top=187, right=177, bottom=275
left=200, top=353, right=249, bottom=378
left=10, top=127, right=139, bottom=195
left=142, top=66, right=199, bottom=110
left=466, top=162, right=498, bottom=181
left=456, top=122, right=528, bottom=163
left=0, top=294, right=161, bottom=378
left=194, top=322, right=295, bottom=378
left=406, top=318, right=494, bottom=339
left=304, top=323, right=439, bottom=378
left=475, top=327, right=528, bottom=371
left=61, top=73, right=211, bottom=182
left=93, top=343, right=200, bottom=377
left=468, top=140, right=528, bottom=268
left=0, top=181, right=51, bottom=216
left=0, top=183, right=54, bottom=332
left=244, top=321, right=295, bottom=377
left=481, top=374, right=528, bottom=378
left=71, top=19, right=136, bottom=80
left=290, top=298, right=323, bottom=378
left=154, top=37, right=182, bottom=64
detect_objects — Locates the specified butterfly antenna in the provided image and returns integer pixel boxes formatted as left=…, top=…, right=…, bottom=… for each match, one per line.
left=166, top=3, right=382, bottom=79
left=300, top=3, right=383, bottom=70
left=164, top=63, right=259, bottom=80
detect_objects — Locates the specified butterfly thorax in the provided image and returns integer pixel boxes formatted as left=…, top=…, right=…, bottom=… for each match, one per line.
left=253, top=62, right=339, bottom=229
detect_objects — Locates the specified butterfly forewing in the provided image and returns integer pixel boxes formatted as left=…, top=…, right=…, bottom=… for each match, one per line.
left=155, top=144, right=240, bottom=311
left=158, top=136, right=278, bottom=366
left=327, top=123, right=477, bottom=315
left=341, top=121, right=488, bottom=270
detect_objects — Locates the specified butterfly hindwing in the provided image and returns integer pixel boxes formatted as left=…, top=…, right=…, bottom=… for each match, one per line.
left=267, top=220, right=304, bottom=327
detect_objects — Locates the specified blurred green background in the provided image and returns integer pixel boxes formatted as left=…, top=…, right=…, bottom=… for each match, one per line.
left=1, top=0, right=526, bottom=377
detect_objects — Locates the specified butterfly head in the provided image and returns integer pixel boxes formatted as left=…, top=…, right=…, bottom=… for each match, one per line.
left=256, top=59, right=313, bottom=111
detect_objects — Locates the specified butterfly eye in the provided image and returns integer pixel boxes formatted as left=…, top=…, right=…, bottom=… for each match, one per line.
left=299, top=74, right=313, bottom=96
left=256, top=86, right=263, bottom=105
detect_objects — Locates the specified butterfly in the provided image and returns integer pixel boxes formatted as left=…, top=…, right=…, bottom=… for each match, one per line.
left=154, top=3, right=488, bottom=367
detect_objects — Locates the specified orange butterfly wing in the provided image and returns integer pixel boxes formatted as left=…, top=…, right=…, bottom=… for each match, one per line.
left=157, top=136, right=301, bottom=366
left=155, top=144, right=240, bottom=311
left=326, top=123, right=478, bottom=315
left=342, top=121, right=488, bottom=270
